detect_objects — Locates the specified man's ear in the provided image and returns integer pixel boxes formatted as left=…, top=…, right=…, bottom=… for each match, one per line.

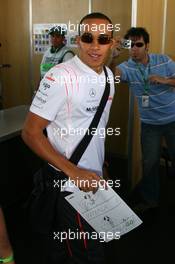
left=76, top=35, right=81, bottom=47
left=110, top=38, right=116, bottom=50
left=145, top=43, right=149, bottom=51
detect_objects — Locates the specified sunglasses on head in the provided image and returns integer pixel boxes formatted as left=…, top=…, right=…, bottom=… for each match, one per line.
left=80, top=33, right=112, bottom=45
left=131, top=42, right=145, bottom=48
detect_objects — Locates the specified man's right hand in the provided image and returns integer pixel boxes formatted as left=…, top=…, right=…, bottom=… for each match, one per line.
left=69, top=167, right=104, bottom=193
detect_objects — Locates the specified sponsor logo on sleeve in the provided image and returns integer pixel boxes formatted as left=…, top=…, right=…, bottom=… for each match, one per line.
left=43, top=82, right=51, bottom=90
left=45, top=72, right=56, bottom=82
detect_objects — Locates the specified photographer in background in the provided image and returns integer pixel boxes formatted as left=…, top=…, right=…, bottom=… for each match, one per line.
left=110, top=27, right=175, bottom=212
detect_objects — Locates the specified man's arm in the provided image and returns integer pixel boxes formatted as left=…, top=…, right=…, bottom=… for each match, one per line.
left=0, top=208, right=15, bottom=264
left=149, top=75, right=175, bottom=86
left=22, top=112, right=100, bottom=193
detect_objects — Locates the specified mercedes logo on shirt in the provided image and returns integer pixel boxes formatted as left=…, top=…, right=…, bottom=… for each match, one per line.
left=89, top=88, right=96, bottom=97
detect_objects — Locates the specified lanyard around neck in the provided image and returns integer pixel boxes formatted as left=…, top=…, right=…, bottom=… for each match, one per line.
left=136, top=63, right=150, bottom=94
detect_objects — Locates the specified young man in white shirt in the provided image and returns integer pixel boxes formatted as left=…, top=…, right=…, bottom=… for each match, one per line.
left=22, top=12, right=115, bottom=264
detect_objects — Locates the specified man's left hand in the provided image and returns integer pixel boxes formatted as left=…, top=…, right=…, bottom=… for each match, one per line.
left=149, top=75, right=168, bottom=84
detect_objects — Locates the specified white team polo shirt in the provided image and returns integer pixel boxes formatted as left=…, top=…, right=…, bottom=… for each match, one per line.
left=30, top=55, right=115, bottom=180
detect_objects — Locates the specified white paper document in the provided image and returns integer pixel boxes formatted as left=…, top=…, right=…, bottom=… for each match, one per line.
left=65, top=186, right=142, bottom=242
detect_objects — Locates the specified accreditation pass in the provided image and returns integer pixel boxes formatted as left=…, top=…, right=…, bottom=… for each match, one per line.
left=142, top=94, right=149, bottom=108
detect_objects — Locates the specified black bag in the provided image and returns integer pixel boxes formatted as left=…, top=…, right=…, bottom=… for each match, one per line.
left=26, top=66, right=110, bottom=234
left=26, top=163, right=68, bottom=234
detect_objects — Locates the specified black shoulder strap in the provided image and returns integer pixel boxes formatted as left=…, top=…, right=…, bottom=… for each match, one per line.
left=59, top=50, right=75, bottom=63
left=69, top=66, right=110, bottom=165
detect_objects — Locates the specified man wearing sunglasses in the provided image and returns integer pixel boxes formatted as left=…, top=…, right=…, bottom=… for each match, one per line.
left=111, top=27, right=175, bottom=212
left=22, top=12, right=115, bottom=264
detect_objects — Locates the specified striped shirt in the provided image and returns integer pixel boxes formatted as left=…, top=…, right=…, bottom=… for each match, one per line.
left=118, top=54, right=175, bottom=125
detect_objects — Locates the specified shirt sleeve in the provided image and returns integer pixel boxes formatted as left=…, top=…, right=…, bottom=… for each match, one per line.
left=117, top=62, right=128, bottom=82
left=30, top=67, right=68, bottom=121
left=166, top=56, right=175, bottom=78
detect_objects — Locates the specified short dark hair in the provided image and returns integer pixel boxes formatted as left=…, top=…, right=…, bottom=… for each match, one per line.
left=78, top=12, right=113, bottom=36
left=124, top=27, right=149, bottom=44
